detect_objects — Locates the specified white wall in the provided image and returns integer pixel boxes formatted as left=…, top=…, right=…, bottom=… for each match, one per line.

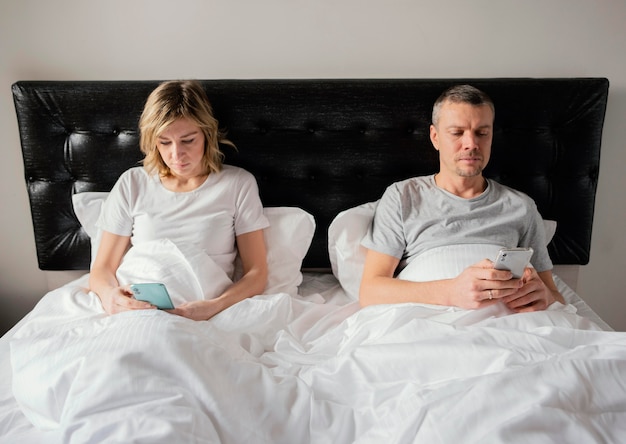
left=1, top=0, right=625, bottom=333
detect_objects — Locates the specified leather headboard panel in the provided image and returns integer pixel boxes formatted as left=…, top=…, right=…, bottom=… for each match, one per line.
left=13, top=78, right=609, bottom=270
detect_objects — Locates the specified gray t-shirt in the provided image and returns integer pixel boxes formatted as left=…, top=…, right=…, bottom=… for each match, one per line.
left=362, top=175, right=553, bottom=272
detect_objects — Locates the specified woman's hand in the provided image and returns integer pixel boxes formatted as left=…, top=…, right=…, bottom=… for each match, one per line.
left=168, top=299, right=224, bottom=321
left=97, top=285, right=155, bottom=314
left=168, top=230, right=268, bottom=321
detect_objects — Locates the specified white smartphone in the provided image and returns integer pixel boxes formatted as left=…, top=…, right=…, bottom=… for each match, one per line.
left=494, top=247, right=533, bottom=279
left=130, top=283, right=175, bottom=309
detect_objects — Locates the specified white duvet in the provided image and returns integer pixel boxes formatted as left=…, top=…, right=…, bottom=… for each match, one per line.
left=3, top=250, right=626, bottom=443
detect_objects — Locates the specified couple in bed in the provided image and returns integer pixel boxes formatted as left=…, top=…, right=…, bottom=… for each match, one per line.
left=90, top=80, right=563, bottom=321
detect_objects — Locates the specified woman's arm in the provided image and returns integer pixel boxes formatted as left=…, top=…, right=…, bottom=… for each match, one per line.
left=171, top=229, right=268, bottom=321
left=89, top=231, right=153, bottom=314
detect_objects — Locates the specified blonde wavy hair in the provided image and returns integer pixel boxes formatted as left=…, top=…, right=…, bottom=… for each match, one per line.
left=139, top=80, right=234, bottom=176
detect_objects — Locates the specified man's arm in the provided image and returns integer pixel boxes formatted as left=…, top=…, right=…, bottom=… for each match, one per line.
left=359, top=248, right=525, bottom=309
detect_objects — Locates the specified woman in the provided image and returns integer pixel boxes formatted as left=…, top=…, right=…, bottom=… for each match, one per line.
left=89, top=80, right=269, bottom=320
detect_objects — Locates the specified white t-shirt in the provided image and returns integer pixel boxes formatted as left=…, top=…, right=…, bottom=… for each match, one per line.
left=97, top=165, right=269, bottom=276
left=362, top=175, right=552, bottom=272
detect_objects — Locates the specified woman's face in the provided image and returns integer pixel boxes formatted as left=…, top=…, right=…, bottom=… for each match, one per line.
left=156, top=118, right=206, bottom=179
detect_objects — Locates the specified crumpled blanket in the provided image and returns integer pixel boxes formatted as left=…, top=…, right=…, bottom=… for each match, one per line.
left=8, top=242, right=626, bottom=443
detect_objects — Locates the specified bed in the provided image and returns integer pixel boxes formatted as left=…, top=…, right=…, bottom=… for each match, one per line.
left=2, top=78, right=625, bottom=443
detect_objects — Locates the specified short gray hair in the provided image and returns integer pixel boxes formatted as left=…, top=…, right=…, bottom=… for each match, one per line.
left=432, top=85, right=495, bottom=127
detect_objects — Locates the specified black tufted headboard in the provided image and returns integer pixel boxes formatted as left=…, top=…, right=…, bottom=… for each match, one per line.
left=13, top=78, right=609, bottom=271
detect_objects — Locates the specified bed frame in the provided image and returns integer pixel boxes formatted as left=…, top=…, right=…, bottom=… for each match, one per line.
left=13, top=78, right=609, bottom=274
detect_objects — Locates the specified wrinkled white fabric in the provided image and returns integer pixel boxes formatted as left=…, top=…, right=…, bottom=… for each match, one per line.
left=4, top=272, right=626, bottom=443
left=115, top=239, right=233, bottom=305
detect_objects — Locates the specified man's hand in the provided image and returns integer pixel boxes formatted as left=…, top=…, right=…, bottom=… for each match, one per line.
left=449, top=259, right=523, bottom=309
left=500, top=267, right=559, bottom=312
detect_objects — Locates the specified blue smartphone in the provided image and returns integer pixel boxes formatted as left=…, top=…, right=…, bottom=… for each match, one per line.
left=130, top=283, right=175, bottom=309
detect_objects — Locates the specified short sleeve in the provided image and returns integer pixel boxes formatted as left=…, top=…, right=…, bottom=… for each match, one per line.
left=233, top=170, right=269, bottom=236
left=521, top=200, right=553, bottom=272
left=361, top=184, right=406, bottom=258
left=97, top=171, right=134, bottom=236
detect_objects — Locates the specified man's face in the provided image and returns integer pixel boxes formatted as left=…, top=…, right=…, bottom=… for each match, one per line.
left=430, top=101, right=494, bottom=179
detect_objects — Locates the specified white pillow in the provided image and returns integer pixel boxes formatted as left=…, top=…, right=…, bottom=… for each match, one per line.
left=327, top=201, right=557, bottom=300
left=234, top=206, right=316, bottom=295
left=396, top=244, right=504, bottom=282
left=72, top=191, right=110, bottom=265
left=544, top=219, right=557, bottom=245
left=72, top=192, right=315, bottom=296
left=327, top=201, right=378, bottom=300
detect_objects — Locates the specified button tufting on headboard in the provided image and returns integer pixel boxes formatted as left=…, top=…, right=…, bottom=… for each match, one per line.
left=13, top=78, right=609, bottom=271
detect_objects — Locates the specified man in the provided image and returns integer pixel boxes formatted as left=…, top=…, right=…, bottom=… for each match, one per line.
left=359, top=85, right=564, bottom=312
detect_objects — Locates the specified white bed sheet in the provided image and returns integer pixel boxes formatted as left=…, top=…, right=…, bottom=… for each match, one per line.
left=1, top=272, right=624, bottom=443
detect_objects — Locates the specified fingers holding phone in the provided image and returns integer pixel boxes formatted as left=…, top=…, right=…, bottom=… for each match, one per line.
left=480, top=247, right=533, bottom=304
left=493, top=247, right=533, bottom=279
left=98, top=285, right=153, bottom=314
left=130, top=283, right=175, bottom=310
left=502, top=267, right=556, bottom=312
